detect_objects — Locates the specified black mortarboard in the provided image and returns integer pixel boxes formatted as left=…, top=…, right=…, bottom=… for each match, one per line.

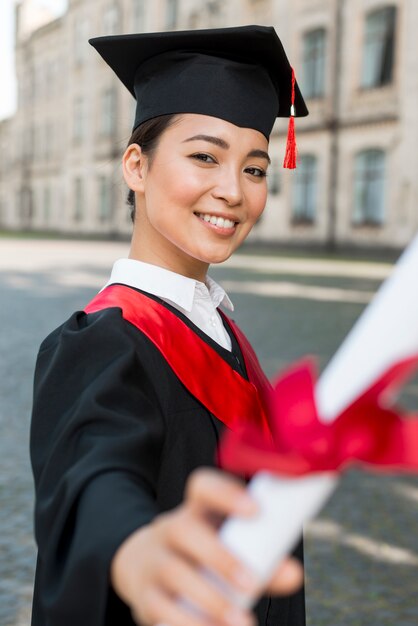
left=89, top=25, right=308, bottom=142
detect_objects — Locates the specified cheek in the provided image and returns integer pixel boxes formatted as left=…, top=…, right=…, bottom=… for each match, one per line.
left=155, top=163, right=205, bottom=209
left=248, top=186, right=268, bottom=222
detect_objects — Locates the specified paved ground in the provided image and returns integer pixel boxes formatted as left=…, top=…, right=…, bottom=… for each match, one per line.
left=1, top=237, right=417, bottom=626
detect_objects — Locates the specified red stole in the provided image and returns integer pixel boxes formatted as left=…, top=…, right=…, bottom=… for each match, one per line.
left=85, top=284, right=271, bottom=437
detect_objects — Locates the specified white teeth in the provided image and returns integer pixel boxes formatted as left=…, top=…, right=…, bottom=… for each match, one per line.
left=197, top=213, right=236, bottom=229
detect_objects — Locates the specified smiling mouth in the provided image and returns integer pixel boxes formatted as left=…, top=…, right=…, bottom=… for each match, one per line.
left=194, top=212, right=238, bottom=229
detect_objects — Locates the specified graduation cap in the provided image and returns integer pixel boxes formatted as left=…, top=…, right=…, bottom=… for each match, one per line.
left=89, top=25, right=308, bottom=168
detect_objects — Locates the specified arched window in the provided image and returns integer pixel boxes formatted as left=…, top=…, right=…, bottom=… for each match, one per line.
left=361, top=6, right=397, bottom=88
left=292, top=155, right=317, bottom=223
left=302, top=28, right=326, bottom=98
left=352, top=149, right=386, bottom=225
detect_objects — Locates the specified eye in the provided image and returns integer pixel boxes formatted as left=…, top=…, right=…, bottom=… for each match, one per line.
left=245, top=167, right=267, bottom=178
left=190, top=153, right=217, bottom=164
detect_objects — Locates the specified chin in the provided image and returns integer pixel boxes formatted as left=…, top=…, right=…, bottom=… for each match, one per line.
left=197, top=248, right=234, bottom=265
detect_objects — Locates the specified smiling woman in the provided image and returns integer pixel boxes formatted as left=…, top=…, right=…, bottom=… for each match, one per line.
left=29, top=25, right=308, bottom=626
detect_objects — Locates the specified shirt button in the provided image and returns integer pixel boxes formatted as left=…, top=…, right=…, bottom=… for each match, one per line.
left=210, top=315, right=217, bottom=327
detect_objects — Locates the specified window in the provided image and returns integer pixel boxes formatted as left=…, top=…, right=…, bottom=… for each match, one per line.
left=100, top=88, right=117, bottom=136
left=31, top=189, right=39, bottom=222
left=133, top=0, right=146, bottom=30
left=268, top=161, right=280, bottom=195
left=19, top=187, right=33, bottom=224
left=44, top=123, right=53, bottom=161
left=353, top=149, right=386, bottom=225
left=292, top=155, right=317, bottom=223
left=73, top=97, right=85, bottom=142
left=98, top=176, right=113, bottom=223
left=302, top=28, right=326, bottom=98
left=26, top=70, right=34, bottom=105
left=22, top=125, right=33, bottom=161
left=361, top=6, right=397, bottom=88
left=28, top=126, right=35, bottom=160
left=166, top=0, right=178, bottom=29
left=74, top=17, right=89, bottom=64
left=103, top=5, right=120, bottom=35
left=43, top=187, right=51, bottom=223
left=45, top=61, right=53, bottom=97
left=50, top=58, right=62, bottom=95
left=34, top=126, right=41, bottom=160
left=248, top=0, right=271, bottom=21
left=74, top=178, right=84, bottom=222
left=0, top=196, right=5, bottom=226
left=34, top=64, right=43, bottom=102
left=206, top=0, right=221, bottom=15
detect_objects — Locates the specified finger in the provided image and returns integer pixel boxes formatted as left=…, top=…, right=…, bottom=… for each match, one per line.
left=133, top=586, right=221, bottom=626
left=157, top=554, right=254, bottom=626
left=186, top=468, right=258, bottom=517
left=265, top=558, right=304, bottom=596
left=163, top=510, right=259, bottom=596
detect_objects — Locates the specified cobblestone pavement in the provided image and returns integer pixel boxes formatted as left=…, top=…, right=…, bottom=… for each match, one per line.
left=1, top=238, right=417, bottom=626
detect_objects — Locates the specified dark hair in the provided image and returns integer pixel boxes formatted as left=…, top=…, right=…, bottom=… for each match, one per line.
left=126, top=114, right=180, bottom=222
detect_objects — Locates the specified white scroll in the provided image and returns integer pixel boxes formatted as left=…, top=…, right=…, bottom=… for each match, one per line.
left=163, top=233, right=418, bottom=622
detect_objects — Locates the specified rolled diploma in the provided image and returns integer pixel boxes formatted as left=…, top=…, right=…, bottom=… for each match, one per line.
left=216, top=232, right=418, bottom=609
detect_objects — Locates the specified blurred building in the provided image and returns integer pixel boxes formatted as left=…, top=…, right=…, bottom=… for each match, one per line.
left=0, top=0, right=417, bottom=248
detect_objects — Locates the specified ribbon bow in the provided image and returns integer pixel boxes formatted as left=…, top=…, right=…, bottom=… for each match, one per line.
left=218, top=357, right=418, bottom=477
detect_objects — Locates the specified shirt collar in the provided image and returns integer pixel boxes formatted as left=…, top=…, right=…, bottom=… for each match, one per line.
left=103, top=258, right=234, bottom=313
left=204, top=275, right=234, bottom=311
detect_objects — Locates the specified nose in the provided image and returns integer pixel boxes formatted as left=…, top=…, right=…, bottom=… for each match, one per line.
left=211, top=167, right=243, bottom=207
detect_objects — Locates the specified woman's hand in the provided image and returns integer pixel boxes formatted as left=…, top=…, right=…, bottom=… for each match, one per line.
left=110, top=468, right=303, bottom=626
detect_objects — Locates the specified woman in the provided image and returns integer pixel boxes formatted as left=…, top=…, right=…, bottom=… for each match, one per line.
left=30, top=25, right=308, bottom=626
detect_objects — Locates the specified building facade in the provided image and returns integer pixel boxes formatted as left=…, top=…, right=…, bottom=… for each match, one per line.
left=0, top=0, right=417, bottom=248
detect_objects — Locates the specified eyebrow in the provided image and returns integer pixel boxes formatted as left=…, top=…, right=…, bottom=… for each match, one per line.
left=182, top=134, right=271, bottom=164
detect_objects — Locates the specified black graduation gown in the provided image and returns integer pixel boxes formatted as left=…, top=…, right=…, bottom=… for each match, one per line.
left=30, top=286, right=306, bottom=626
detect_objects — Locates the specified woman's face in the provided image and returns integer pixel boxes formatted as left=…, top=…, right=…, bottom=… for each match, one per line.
left=126, top=114, right=270, bottom=280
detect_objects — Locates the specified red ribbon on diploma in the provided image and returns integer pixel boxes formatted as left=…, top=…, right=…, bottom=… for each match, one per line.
left=218, top=356, right=418, bottom=476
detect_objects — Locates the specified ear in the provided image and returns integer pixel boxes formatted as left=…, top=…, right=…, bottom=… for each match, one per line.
left=122, top=143, right=148, bottom=194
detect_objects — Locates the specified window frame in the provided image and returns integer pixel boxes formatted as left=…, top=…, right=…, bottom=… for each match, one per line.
left=302, top=27, right=327, bottom=99
left=73, top=96, right=85, bottom=143
left=361, top=5, right=397, bottom=89
left=352, top=148, right=386, bottom=226
left=98, top=175, right=113, bottom=223
left=291, top=154, right=318, bottom=225
left=166, top=0, right=178, bottom=29
left=73, top=177, right=84, bottom=223
left=100, top=87, right=117, bottom=137
left=132, top=0, right=146, bottom=31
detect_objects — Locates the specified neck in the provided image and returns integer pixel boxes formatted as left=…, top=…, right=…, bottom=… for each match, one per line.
left=129, top=231, right=209, bottom=283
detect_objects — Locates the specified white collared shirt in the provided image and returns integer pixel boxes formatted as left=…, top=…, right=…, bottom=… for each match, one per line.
left=103, top=259, right=234, bottom=351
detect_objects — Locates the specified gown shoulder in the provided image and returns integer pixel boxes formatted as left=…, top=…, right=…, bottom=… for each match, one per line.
left=31, top=307, right=166, bottom=626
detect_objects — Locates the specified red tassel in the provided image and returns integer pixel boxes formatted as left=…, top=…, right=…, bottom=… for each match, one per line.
left=283, top=67, right=298, bottom=169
